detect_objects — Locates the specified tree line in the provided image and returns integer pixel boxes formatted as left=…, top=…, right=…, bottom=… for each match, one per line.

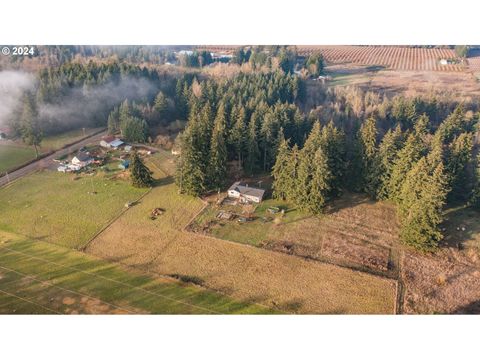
left=273, top=105, right=479, bottom=251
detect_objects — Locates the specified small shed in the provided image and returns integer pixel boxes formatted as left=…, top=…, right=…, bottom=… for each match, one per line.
left=118, top=160, right=130, bottom=170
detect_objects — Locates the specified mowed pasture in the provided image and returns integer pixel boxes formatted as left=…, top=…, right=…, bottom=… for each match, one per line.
left=0, top=170, right=147, bottom=249
left=39, top=127, right=102, bottom=152
left=86, top=151, right=397, bottom=314
left=0, top=143, right=36, bottom=174
left=0, top=231, right=268, bottom=314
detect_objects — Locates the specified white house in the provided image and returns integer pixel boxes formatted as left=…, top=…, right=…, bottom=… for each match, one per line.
left=227, top=182, right=265, bottom=203
left=100, top=135, right=116, bottom=148
left=100, top=136, right=124, bottom=149
left=71, top=152, right=93, bottom=168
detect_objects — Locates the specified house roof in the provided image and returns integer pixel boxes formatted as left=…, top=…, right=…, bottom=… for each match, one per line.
left=228, top=181, right=265, bottom=199
left=102, top=135, right=116, bottom=143
left=74, top=152, right=92, bottom=162
left=109, top=139, right=124, bottom=147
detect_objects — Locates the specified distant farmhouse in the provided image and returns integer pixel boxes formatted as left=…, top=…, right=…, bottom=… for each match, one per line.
left=227, top=182, right=265, bottom=203
left=72, top=152, right=94, bottom=167
left=58, top=151, right=94, bottom=172
left=100, top=136, right=124, bottom=149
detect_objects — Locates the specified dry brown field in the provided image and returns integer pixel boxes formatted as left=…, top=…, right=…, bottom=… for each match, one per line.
left=85, top=151, right=397, bottom=314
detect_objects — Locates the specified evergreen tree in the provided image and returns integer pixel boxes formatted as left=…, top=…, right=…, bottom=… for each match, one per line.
left=358, top=117, right=379, bottom=198
left=399, top=157, right=449, bottom=250
left=130, top=151, right=154, bottom=188
left=471, top=153, right=480, bottom=209
left=208, top=103, right=228, bottom=189
left=175, top=129, right=206, bottom=196
left=245, top=112, right=261, bottom=174
left=229, top=105, right=246, bottom=168
left=320, top=121, right=347, bottom=195
left=272, top=136, right=292, bottom=200
left=308, top=148, right=332, bottom=214
left=445, top=132, right=473, bottom=201
left=20, top=92, right=43, bottom=157
left=377, top=125, right=404, bottom=199
left=388, top=120, right=428, bottom=203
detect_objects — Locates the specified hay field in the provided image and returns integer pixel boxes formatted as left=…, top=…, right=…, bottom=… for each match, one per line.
left=86, top=151, right=397, bottom=314
left=0, top=231, right=267, bottom=314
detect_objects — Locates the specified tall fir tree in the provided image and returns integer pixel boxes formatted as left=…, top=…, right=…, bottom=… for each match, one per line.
left=471, top=153, right=480, bottom=209
left=20, top=92, right=42, bottom=157
left=377, top=125, right=404, bottom=199
left=445, top=132, right=474, bottom=201
left=358, top=117, right=379, bottom=198
left=399, top=157, right=449, bottom=250
left=130, top=151, right=154, bottom=188
left=208, top=103, right=228, bottom=190
left=387, top=118, right=429, bottom=203
left=307, top=148, right=332, bottom=214
left=320, top=121, right=347, bottom=195
left=245, top=112, right=261, bottom=174
left=272, top=136, right=292, bottom=200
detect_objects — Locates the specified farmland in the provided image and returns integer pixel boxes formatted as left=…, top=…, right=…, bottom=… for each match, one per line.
left=40, top=127, right=103, bottom=152
left=0, top=231, right=268, bottom=314
left=299, top=46, right=465, bottom=72
left=200, top=45, right=467, bottom=72
left=86, top=151, right=397, bottom=314
left=0, top=143, right=36, bottom=174
left=0, top=170, right=147, bottom=249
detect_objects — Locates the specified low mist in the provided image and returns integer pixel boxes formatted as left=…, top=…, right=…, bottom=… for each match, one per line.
left=39, top=76, right=158, bottom=132
left=0, top=70, right=35, bottom=126
left=0, top=69, right=159, bottom=132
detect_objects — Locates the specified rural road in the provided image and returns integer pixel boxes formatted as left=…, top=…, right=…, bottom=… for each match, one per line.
left=0, top=130, right=107, bottom=188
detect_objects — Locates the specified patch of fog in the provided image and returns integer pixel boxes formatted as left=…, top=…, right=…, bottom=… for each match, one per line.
left=0, top=70, right=35, bottom=126
left=0, top=70, right=159, bottom=130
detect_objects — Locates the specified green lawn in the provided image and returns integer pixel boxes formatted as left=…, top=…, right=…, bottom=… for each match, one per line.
left=192, top=198, right=309, bottom=246
left=0, top=143, right=36, bottom=174
left=0, top=170, right=147, bottom=249
left=0, top=232, right=272, bottom=314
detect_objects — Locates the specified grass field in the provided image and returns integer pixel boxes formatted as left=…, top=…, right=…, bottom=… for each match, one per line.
left=0, top=231, right=269, bottom=314
left=40, top=128, right=102, bottom=152
left=0, top=143, right=36, bottom=174
left=86, top=150, right=397, bottom=314
left=0, top=170, right=147, bottom=249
